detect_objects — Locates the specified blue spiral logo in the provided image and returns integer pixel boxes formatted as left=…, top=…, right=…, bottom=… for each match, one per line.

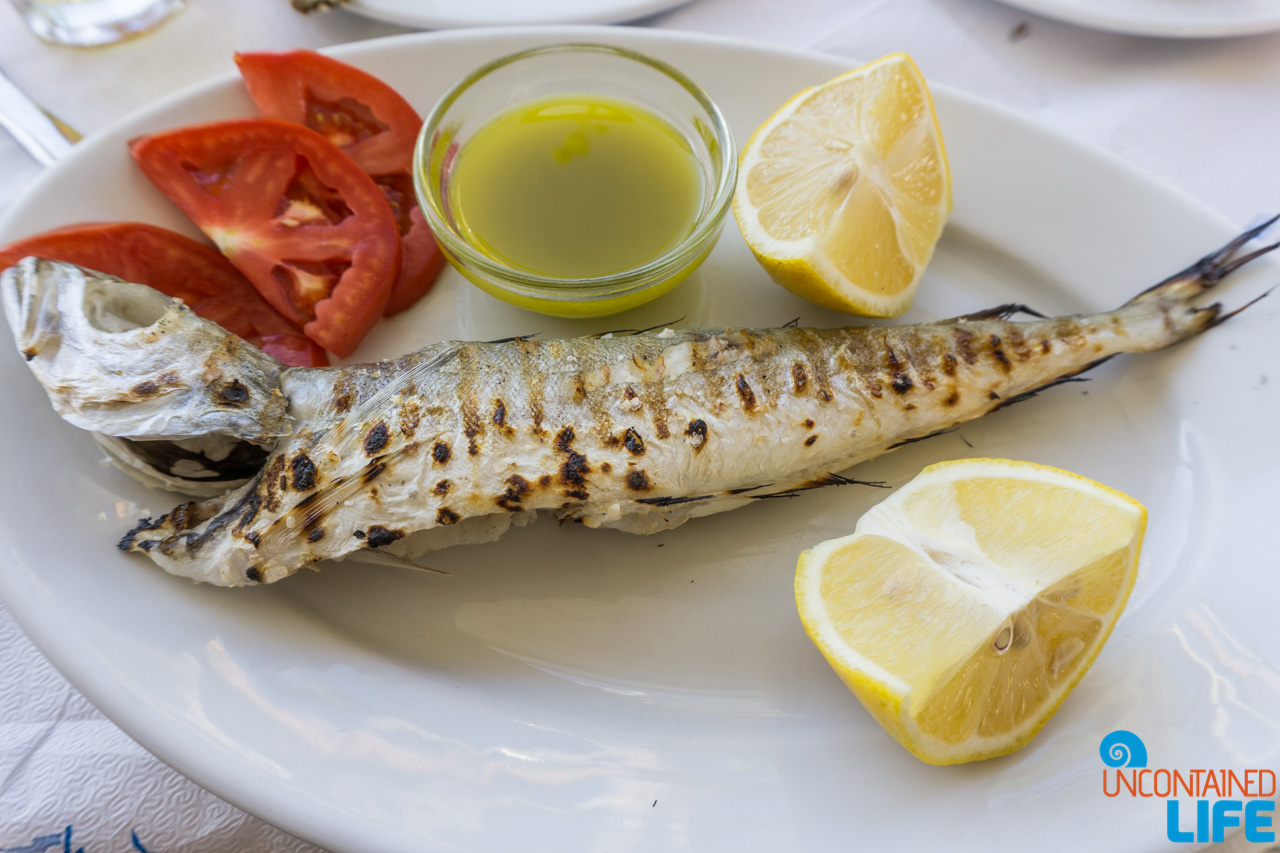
left=1100, top=730, right=1148, bottom=768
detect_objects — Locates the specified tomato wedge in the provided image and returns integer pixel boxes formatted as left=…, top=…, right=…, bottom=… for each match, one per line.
left=236, top=49, right=445, bottom=316
left=131, top=118, right=401, bottom=358
left=0, top=222, right=328, bottom=367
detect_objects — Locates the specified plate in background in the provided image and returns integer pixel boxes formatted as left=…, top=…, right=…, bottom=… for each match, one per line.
left=989, top=0, right=1280, bottom=38
left=342, top=0, right=692, bottom=28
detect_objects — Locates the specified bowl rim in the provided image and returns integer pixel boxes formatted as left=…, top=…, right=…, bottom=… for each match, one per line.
left=412, top=41, right=738, bottom=299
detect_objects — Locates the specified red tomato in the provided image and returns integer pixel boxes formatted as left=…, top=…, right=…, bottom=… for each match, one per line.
left=131, top=118, right=401, bottom=359
left=236, top=49, right=445, bottom=316
left=0, top=222, right=327, bottom=367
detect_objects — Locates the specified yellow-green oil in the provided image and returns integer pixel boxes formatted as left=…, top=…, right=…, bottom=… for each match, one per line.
left=447, top=94, right=704, bottom=280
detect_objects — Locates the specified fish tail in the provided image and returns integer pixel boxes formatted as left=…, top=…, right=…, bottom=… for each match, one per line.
left=1123, top=216, right=1279, bottom=339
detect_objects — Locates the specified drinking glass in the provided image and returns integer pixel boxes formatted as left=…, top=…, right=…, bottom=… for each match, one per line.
left=10, top=0, right=185, bottom=47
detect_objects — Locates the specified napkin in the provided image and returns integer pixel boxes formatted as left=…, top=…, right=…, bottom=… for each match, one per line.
left=0, top=603, right=327, bottom=853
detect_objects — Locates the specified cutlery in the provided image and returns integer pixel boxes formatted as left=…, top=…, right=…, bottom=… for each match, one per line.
left=0, top=64, right=81, bottom=166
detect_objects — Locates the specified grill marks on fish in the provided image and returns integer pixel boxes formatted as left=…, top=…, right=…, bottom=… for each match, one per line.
left=365, top=525, right=403, bottom=548
left=80, top=220, right=1280, bottom=584
left=194, top=326, right=990, bottom=572
left=626, top=469, right=653, bottom=491
left=385, top=330, right=933, bottom=521
left=118, top=318, right=1139, bottom=581
left=216, top=379, right=251, bottom=407
left=555, top=427, right=593, bottom=501
left=227, top=330, right=850, bottom=568
left=363, top=421, right=390, bottom=455
left=129, top=371, right=181, bottom=401
left=735, top=374, right=758, bottom=410
left=461, top=397, right=483, bottom=456
left=685, top=418, right=708, bottom=450
left=496, top=474, right=530, bottom=510
left=290, top=454, right=317, bottom=491
left=332, top=374, right=356, bottom=414
left=623, top=427, right=646, bottom=456
left=397, top=399, right=421, bottom=438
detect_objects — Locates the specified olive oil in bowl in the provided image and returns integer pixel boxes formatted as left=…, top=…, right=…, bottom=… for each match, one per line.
left=415, top=43, right=737, bottom=317
left=448, top=94, right=704, bottom=280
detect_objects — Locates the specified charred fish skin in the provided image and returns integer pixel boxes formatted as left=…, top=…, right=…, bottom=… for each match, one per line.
left=4, top=222, right=1275, bottom=586
left=102, top=221, right=1277, bottom=587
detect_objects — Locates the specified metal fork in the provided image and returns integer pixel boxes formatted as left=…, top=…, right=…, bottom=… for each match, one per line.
left=0, top=64, right=81, bottom=166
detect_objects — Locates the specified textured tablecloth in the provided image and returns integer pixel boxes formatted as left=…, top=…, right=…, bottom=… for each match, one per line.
left=0, top=1, right=1278, bottom=850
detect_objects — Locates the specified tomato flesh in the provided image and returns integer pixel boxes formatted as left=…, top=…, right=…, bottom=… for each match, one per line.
left=131, top=118, right=401, bottom=359
left=0, top=221, right=327, bottom=367
left=237, top=49, right=445, bottom=316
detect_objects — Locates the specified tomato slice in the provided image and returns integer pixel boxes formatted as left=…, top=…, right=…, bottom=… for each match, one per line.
left=236, top=49, right=445, bottom=316
left=131, top=118, right=401, bottom=358
left=0, top=221, right=327, bottom=367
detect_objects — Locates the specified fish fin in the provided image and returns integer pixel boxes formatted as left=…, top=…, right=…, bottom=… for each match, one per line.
left=1129, top=216, right=1280, bottom=307
left=1207, top=285, right=1274, bottom=328
left=317, top=345, right=459, bottom=452
left=991, top=376, right=1090, bottom=411
left=634, top=473, right=886, bottom=507
left=587, top=316, right=688, bottom=338
left=990, top=355, right=1116, bottom=412
left=339, top=549, right=453, bottom=575
left=486, top=333, right=539, bottom=344
left=254, top=345, right=459, bottom=552
left=636, top=493, right=717, bottom=507
left=634, top=485, right=774, bottom=506
left=937, top=303, right=1046, bottom=323
left=749, top=472, right=889, bottom=499
left=887, top=425, right=961, bottom=449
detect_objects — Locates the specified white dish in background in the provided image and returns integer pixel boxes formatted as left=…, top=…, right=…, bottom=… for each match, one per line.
left=1, top=26, right=1277, bottom=853
left=343, top=0, right=691, bottom=28
left=989, top=0, right=1280, bottom=38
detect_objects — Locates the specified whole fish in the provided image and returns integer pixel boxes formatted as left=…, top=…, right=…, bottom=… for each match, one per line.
left=1, top=222, right=1274, bottom=586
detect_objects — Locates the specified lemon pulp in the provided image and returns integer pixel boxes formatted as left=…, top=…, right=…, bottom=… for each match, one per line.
left=796, top=459, right=1145, bottom=765
left=733, top=53, right=951, bottom=317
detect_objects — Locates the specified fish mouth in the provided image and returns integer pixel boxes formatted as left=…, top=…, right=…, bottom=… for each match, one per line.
left=95, top=434, right=273, bottom=496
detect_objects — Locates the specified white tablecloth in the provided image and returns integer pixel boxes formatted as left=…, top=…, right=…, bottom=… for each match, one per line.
left=0, top=1, right=1277, bottom=850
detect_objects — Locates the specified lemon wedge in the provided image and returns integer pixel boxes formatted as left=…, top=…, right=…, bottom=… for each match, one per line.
left=733, top=53, right=952, bottom=317
left=795, top=459, right=1145, bottom=765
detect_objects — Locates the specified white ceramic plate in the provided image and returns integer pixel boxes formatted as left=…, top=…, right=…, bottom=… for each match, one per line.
left=989, top=0, right=1280, bottom=38
left=2, top=27, right=1278, bottom=853
left=342, top=0, right=691, bottom=29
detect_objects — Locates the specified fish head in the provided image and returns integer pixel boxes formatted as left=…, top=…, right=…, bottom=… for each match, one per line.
left=2, top=257, right=296, bottom=494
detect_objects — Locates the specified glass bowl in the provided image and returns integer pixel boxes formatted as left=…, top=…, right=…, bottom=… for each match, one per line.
left=413, top=42, right=737, bottom=317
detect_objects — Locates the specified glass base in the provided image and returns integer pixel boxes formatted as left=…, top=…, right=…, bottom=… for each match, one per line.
left=21, top=0, right=186, bottom=48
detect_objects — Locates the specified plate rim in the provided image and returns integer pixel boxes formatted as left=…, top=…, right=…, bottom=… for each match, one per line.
left=344, top=0, right=694, bottom=29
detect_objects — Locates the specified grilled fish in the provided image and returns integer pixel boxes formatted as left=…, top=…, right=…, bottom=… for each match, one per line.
left=1, top=222, right=1274, bottom=586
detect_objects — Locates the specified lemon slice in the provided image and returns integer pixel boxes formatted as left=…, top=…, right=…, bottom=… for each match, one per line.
left=795, top=459, right=1145, bottom=765
left=733, top=53, right=952, bottom=317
